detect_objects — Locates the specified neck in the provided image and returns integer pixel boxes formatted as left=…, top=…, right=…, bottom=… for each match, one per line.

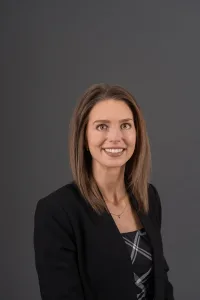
left=92, top=162, right=127, bottom=205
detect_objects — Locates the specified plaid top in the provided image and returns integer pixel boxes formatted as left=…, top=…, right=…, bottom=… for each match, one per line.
left=121, top=228, right=154, bottom=300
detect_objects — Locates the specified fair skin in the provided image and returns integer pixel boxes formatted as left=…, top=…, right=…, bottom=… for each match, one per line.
left=86, top=99, right=143, bottom=233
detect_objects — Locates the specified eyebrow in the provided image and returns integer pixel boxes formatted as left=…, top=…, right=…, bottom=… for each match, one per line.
left=93, top=118, right=133, bottom=124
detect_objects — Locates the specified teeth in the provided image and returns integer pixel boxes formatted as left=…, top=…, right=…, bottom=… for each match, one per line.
left=104, top=148, right=124, bottom=153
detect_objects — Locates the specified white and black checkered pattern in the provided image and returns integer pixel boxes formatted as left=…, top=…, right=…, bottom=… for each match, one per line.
left=121, top=228, right=154, bottom=300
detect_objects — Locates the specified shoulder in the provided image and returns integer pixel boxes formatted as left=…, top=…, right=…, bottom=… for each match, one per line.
left=148, top=183, right=161, bottom=208
left=33, top=182, right=80, bottom=253
left=148, top=183, right=162, bottom=228
left=34, top=181, right=84, bottom=222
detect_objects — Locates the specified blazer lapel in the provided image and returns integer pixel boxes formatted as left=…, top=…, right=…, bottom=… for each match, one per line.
left=98, top=208, right=138, bottom=299
left=129, top=192, right=165, bottom=300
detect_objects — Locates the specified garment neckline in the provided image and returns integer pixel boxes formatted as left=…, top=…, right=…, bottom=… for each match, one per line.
left=120, top=227, right=144, bottom=235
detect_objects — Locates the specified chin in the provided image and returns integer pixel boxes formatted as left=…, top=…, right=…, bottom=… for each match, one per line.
left=102, top=160, right=126, bottom=168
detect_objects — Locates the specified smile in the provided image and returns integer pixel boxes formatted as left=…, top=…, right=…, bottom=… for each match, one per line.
left=104, top=148, right=124, bottom=153
left=102, top=148, right=126, bottom=157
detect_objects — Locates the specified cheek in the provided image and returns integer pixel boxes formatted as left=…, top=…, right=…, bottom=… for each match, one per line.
left=124, top=131, right=136, bottom=145
left=87, top=131, right=104, bottom=147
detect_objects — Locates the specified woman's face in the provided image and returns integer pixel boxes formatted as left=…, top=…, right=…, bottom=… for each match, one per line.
left=86, top=99, right=136, bottom=169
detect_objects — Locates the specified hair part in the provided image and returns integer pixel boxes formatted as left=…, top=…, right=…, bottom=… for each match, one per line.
left=68, top=83, right=152, bottom=215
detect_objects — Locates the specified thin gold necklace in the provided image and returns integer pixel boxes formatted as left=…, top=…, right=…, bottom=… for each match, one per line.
left=106, top=193, right=128, bottom=219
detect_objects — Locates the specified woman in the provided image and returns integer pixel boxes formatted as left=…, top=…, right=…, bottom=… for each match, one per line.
left=34, top=83, right=175, bottom=300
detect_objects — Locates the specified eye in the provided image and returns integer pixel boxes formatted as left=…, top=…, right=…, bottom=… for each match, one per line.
left=96, top=124, right=108, bottom=131
left=121, top=123, right=132, bottom=129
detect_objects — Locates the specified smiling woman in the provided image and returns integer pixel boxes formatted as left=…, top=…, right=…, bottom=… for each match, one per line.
left=34, top=83, right=175, bottom=300
left=68, top=84, right=151, bottom=215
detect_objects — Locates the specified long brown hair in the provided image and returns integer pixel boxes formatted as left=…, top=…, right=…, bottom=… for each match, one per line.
left=68, top=83, right=152, bottom=215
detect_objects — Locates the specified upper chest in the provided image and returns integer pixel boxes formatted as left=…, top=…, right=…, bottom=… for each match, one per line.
left=106, top=196, right=144, bottom=233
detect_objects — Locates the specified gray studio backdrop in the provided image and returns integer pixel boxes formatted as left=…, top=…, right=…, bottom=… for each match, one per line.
left=2, top=1, right=200, bottom=299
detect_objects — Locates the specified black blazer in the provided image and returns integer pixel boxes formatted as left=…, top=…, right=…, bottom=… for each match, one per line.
left=33, top=182, right=174, bottom=300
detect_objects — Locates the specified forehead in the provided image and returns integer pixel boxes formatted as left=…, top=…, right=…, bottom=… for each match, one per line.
left=88, top=99, right=133, bottom=120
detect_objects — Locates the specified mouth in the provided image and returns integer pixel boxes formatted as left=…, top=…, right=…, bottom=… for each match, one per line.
left=102, top=148, right=126, bottom=157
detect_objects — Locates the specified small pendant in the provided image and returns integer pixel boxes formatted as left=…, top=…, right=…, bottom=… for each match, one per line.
left=118, top=215, right=120, bottom=219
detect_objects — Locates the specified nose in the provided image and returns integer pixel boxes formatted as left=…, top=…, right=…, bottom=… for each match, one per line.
left=107, top=126, right=122, bottom=142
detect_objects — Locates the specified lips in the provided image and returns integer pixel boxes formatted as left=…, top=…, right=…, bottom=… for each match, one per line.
left=102, top=148, right=126, bottom=150
left=104, top=149, right=123, bottom=153
left=102, top=148, right=126, bottom=157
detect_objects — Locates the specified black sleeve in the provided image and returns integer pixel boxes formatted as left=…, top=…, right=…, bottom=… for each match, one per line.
left=33, top=196, right=85, bottom=300
left=150, top=184, right=175, bottom=300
